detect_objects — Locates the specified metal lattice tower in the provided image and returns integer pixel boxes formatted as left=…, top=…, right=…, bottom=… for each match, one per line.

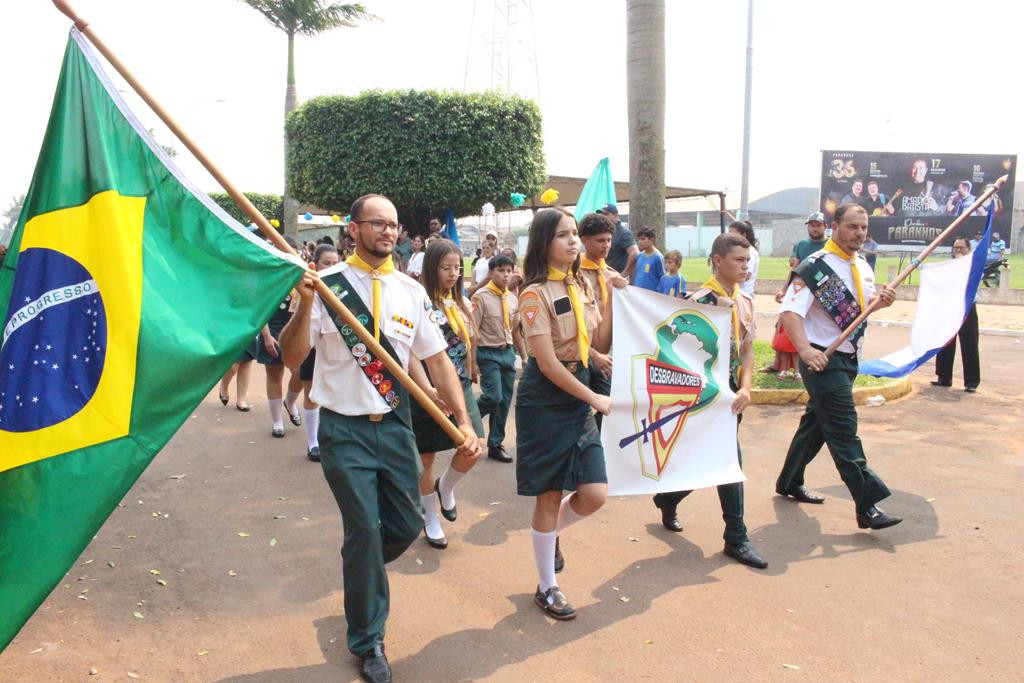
left=463, top=0, right=542, bottom=104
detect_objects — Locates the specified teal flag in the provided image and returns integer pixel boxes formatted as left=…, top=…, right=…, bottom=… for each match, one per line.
left=574, top=157, right=617, bottom=219
left=0, top=29, right=305, bottom=650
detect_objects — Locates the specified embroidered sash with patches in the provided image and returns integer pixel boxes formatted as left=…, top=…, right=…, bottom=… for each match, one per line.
left=321, top=269, right=412, bottom=427
left=790, top=253, right=866, bottom=349
left=433, top=306, right=471, bottom=380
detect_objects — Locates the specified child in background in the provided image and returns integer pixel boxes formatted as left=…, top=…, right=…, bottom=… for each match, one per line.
left=633, top=227, right=664, bottom=292
left=657, top=250, right=685, bottom=297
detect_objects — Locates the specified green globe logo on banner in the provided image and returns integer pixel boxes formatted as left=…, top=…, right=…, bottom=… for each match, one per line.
left=621, top=311, right=721, bottom=480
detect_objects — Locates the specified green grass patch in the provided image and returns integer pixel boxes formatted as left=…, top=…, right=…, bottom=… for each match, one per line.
left=682, top=254, right=1022, bottom=289
left=752, top=340, right=892, bottom=390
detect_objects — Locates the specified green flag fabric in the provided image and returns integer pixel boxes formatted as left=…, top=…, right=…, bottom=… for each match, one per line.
left=573, top=157, right=617, bottom=219
left=0, top=29, right=304, bottom=650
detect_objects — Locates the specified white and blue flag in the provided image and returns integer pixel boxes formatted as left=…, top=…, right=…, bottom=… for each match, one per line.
left=859, top=211, right=993, bottom=378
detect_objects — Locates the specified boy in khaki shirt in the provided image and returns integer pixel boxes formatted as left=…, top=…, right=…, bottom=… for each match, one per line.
left=472, top=254, right=528, bottom=462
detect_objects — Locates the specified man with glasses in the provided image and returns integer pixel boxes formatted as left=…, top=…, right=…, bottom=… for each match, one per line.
left=281, top=194, right=481, bottom=683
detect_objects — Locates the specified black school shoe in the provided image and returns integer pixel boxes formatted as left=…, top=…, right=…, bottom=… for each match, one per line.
left=306, top=446, right=320, bottom=462
left=856, top=506, right=902, bottom=530
left=723, top=541, right=768, bottom=569
left=359, top=644, right=391, bottom=683
left=487, top=444, right=513, bottom=462
left=434, top=478, right=457, bottom=522
left=534, top=585, right=576, bottom=620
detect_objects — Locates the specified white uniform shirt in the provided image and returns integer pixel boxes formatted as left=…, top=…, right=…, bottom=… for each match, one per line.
left=473, top=257, right=491, bottom=284
left=740, top=246, right=759, bottom=297
left=779, top=251, right=875, bottom=354
left=308, top=262, right=446, bottom=415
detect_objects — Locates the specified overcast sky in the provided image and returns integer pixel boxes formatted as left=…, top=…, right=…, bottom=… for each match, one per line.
left=2, top=0, right=1021, bottom=212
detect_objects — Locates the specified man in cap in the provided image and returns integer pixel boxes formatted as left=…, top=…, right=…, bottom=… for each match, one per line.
left=599, top=203, right=640, bottom=281
left=790, top=212, right=829, bottom=268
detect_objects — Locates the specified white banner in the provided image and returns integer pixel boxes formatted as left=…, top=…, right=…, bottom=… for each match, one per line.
left=602, top=286, right=744, bottom=496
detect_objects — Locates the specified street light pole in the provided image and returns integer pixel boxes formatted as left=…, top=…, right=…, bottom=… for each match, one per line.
left=738, top=0, right=753, bottom=220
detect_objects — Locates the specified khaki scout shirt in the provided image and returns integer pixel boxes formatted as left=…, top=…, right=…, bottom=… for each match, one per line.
left=691, top=286, right=757, bottom=346
left=471, top=286, right=518, bottom=347
left=579, top=261, right=620, bottom=313
left=519, top=277, right=601, bottom=361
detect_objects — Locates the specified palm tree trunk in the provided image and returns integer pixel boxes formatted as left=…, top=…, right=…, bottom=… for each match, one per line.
left=626, top=0, right=666, bottom=248
left=283, top=31, right=299, bottom=238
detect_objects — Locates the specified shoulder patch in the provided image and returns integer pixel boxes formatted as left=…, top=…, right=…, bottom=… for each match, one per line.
left=522, top=305, right=540, bottom=326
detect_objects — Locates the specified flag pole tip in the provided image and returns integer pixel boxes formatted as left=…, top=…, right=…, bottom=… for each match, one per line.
left=52, top=0, right=89, bottom=31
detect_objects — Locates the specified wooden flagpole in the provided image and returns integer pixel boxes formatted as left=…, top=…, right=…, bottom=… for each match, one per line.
left=823, top=174, right=1008, bottom=357
left=51, top=0, right=465, bottom=444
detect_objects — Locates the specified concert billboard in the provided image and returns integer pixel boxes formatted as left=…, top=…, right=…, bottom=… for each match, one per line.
left=820, top=150, right=1016, bottom=250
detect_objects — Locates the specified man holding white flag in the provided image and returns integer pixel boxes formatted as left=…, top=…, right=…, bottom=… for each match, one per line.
left=774, top=204, right=901, bottom=530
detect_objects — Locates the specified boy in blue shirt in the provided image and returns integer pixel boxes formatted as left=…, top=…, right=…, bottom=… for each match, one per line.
left=657, top=249, right=685, bottom=297
left=634, top=227, right=665, bottom=291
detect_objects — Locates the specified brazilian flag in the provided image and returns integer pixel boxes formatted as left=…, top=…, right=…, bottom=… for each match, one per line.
left=0, top=30, right=304, bottom=649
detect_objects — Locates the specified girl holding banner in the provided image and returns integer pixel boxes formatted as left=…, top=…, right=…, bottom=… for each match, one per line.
left=515, top=207, right=620, bottom=620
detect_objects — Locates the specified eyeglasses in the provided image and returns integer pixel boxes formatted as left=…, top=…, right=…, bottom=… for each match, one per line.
left=354, top=219, right=402, bottom=233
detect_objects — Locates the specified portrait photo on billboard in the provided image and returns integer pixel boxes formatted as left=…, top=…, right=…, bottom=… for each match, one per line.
left=820, top=151, right=1015, bottom=250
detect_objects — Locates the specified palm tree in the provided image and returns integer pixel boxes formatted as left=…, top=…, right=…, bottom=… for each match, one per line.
left=241, top=1, right=374, bottom=237
left=625, top=0, right=666, bottom=248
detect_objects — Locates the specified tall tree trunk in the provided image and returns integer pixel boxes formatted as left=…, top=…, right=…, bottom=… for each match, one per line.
left=626, top=0, right=666, bottom=249
left=283, top=31, right=299, bottom=238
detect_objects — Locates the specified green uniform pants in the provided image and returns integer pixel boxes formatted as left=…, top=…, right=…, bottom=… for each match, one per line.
left=476, top=345, right=517, bottom=448
left=657, top=413, right=747, bottom=546
left=775, top=349, right=891, bottom=513
left=318, top=409, right=423, bottom=657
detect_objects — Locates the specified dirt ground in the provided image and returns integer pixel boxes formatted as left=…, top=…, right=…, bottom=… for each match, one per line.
left=2, top=322, right=1022, bottom=682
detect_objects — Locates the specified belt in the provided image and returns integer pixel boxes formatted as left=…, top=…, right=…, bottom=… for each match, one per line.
left=326, top=409, right=398, bottom=423
left=810, top=343, right=856, bottom=358
left=482, top=344, right=512, bottom=351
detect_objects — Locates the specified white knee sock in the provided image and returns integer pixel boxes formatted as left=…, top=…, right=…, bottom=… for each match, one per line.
left=422, top=494, right=444, bottom=540
left=531, top=527, right=558, bottom=592
left=268, top=398, right=284, bottom=430
left=285, top=390, right=301, bottom=415
left=556, top=493, right=587, bottom=532
left=303, top=407, right=320, bottom=448
left=438, top=467, right=465, bottom=510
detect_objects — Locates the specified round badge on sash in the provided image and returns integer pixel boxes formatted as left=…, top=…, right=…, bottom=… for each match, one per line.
left=390, top=398, right=401, bottom=410
left=368, top=360, right=384, bottom=374
left=371, top=373, right=383, bottom=385
left=357, top=354, right=371, bottom=367
left=447, top=347, right=458, bottom=358
left=345, top=334, right=359, bottom=346
left=384, top=390, right=395, bottom=402
left=341, top=325, right=352, bottom=336
left=455, top=342, right=467, bottom=354
left=357, top=314, right=370, bottom=326
left=431, top=310, right=446, bottom=325
left=352, top=343, right=367, bottom=357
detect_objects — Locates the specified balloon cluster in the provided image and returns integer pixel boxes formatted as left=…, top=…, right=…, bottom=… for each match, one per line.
left=540, top=188, right=559, bottom=205
left=481, top=202, right=496, bottom=216
left=509, top=192, right=526, bottom=208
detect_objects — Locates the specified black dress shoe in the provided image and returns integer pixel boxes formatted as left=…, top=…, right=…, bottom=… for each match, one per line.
left=776, top=485, right=825, bottom=504
left=287, top=406, right=302, bottom=426
left=554, top=536, right=564, bottom=573
left=930, top=380, right=952, bottom=387
left=964, top=386, right=977, bottom=393
left=534, top=585, right=576, bottom=620
left=857, top=506, right=902, bottom=530
left=271, top=427, right=285, bottom=438
left=487, top=445, right=513, bottom=462
left=218, top=391, right=229, bottom=406
left=359, top=644, right=391, bottom=683
left=434, top=478, right=457, bottom=522
left=724, top=541, right=768, bottom=569
left=653, top=494, right=683, bottom=532
left=306, top=446, right=321, bottom=462
left=424, top=526, right=448, bottom=549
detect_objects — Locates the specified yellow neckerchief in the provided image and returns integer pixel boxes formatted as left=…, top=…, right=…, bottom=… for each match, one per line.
left=485, top=281, right=510, bottom=330
left=441, top=292, right=472, bottom=350
left=579, top=255, right=608, bottom=309
left=547, top=266, right=591, bottom=368
left=345, top=253, right=394, bottom=341
left=701, top=276, right=742, bottom=380
left=823, top=238, right=865, bottom=311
